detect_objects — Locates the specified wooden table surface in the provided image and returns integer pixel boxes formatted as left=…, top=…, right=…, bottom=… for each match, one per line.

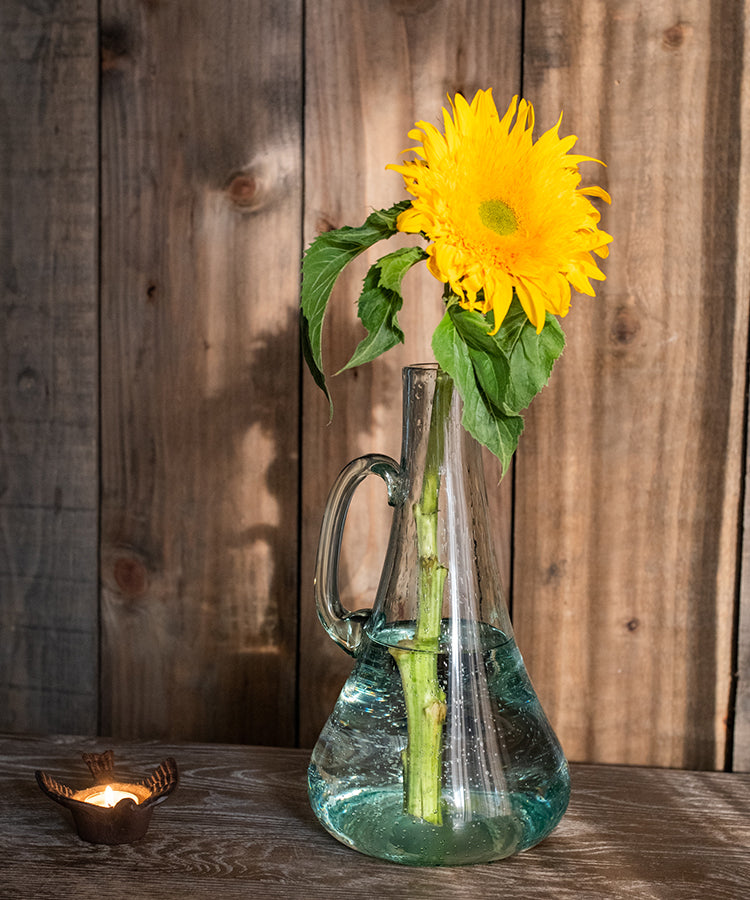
left=0, top=734, right=748, bottom=899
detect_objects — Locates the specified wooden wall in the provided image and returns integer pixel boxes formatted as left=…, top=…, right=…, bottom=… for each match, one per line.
left=2, top=0, right=748, bottom=771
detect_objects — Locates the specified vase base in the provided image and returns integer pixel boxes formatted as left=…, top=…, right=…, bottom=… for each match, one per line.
left=308, top=779, right=567, bottom=866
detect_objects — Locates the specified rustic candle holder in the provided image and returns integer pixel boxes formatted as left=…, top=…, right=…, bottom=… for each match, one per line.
left=36, top=749, right=178, bottom=844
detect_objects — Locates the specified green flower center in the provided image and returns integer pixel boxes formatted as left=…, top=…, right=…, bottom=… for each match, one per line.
left=478, top=199, right=518, bottom=236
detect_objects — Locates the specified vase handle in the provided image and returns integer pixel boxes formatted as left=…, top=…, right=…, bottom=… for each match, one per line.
left=314, top=453, right=404, bottom=655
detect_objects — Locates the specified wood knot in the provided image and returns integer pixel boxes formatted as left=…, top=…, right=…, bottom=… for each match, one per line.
left=315, top=215, right=338, bottom=234
left=626, top=617, right=640, bottom=632
left=610, top=305, right=640, bottom=346
left=100, top=22, right=131, bottom=72
left=662, top=23, right=691, bottom=50
left=113, top=556, right=149, bottom=598
left=16, top=367, right=42, bottom=396
left=226, top=174, right=259, bottom=207
left=544, top=559, right=567, bottom=584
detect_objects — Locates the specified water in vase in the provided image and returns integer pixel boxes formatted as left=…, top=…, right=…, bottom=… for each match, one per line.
left=309, top=619, right=570, bottom=866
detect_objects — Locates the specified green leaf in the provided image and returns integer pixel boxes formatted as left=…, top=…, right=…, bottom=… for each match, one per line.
left=300, top=313, right=328, bottom=399
left=339, top=246, right=427, bottom=372
left=375, top=245, right=428, bottom=293
left=447, top=305, right=510, bottom=412
left=493, top=297, right=566, bottom=413
left=447, top=304, right=498, bottom=355
left=431, top=311, right=524, bottom=473
left=300, top=201, right=411, bottom=411
left=466, top=347, right=510, bottom=414
left=340, top=283, right=404, bottom=371
left=447, top=297, right=566, bottom=414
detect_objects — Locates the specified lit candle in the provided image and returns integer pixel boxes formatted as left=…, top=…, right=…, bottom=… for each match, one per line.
left=83, top=785, right=140, bottom=807
left=36, top=751, right=178, bottom=844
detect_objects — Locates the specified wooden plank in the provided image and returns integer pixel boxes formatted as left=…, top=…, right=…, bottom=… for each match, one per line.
left=299, top=0, right=523, bottom=748
left=731, top=4, right=750, bottom=774
left=99, top=0, right=303, bottom=744
left=0, top=1, right=99, bottom=734
left=737, top=449, right=750, bottom=770
left=514, top=0, right=749, bottom=768
left=3, top=734, right=750, bottom=898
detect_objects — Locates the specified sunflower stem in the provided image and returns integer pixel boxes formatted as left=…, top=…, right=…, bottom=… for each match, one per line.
left=390, top=370, right=452, bottom=824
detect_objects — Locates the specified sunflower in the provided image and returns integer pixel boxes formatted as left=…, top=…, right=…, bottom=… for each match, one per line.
left=387, top=89, right=612, bottom=333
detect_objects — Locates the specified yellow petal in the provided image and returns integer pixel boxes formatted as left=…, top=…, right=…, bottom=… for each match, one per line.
left=580, top=185, right=612, bottom=204
left=515, top=280, right=547, bottom=333
left=396, top=206, right=429, bottom=234
left=483, top=271, right=515, bottom=333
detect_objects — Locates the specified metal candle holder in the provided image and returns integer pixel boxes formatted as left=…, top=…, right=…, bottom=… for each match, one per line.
left=36, top=749, right=178, bottom=844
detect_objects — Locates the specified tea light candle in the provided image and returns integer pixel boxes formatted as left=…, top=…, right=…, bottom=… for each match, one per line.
left=85, top=787, right=138, bottom=807
left=74, top=783, right=146, bottom=807
left=86, top=786, right=139, bottom=807
left=36, top=751, right=178, bottom=844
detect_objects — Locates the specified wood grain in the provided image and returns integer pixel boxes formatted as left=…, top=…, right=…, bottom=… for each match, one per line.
left=732, top=5, right=750, bottom=773
left=299, top=0, right=523, bottom=748
left=0, top=1, right=99, bottom=734
left=514, top=0, right=749, bottom=768
left=3, top=734, right=748, bottom=899
left=99, top=0, right=303, bottom=744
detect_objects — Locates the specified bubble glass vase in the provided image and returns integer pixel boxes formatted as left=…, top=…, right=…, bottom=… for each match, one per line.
left=308, top=363, right=569, bottom=866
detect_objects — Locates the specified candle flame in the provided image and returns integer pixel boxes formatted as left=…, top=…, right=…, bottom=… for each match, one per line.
left=82, top=784, right=139, bottom=807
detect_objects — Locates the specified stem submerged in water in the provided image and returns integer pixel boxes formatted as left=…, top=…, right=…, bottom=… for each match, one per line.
left=390, top=371, right=453, bottom=824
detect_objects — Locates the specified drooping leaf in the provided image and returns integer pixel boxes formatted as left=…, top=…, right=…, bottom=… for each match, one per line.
left=300, top=314, right=328, bottom=399
left=493, top=296, right=566, bottom=413
left=460, top=379, right=524, bottom=475
left=466, top=347, right=510, bottom=414
left=447, top=303, right=499, bottom=355
left=339, top=282, right=404, bottom=372
left=375, top=245, right=429, bottom=293
left=431, top=311, right=524, bottom=473
left=300, top=201, right=411, bottom=411
left=448, top=305, right=511, bottom=413
left=339, top=246, right=427, bottom=372
left=448, top=297, right=566, bottom=415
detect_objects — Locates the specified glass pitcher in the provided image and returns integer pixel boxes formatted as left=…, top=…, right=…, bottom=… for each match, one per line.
left=308, top=363, right=569, bottom=866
